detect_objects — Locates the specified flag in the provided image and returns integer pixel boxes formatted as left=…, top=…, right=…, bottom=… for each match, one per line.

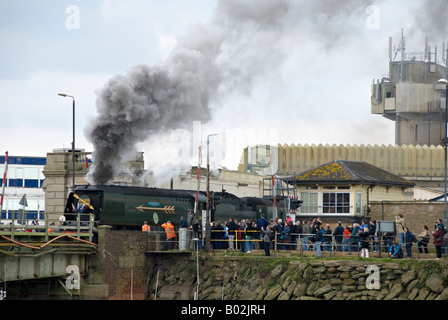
left=19, top=194, right=28, bottom=207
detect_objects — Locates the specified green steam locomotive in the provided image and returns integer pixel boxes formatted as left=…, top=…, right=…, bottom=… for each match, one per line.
left=64, top=185, right=299, bottom=229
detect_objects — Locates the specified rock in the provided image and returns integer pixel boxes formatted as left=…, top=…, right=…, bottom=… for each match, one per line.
left=416, top=288, right=430, bottom=300
left=286, top=279, right=296, bottom=296
left=376, top=288, right=389, bottom=300
left=343, top=279, right=356, bottom=286
left=324, top=291, right=338, bottom=300
left=356, top=266, right=366, bottom=273
left=298, top=262, right=309, bottom=272
left=386, top=272, right=397, bottom=280
left=278, top=291, right=291, bottom=300
left=306, top=282, right=318, bottom=296
left=329, top=278, right=343, bottom=285
left=323, top=261, right=339, bottom=267
left=398, top=291, right=409, bottom=300
left=408, top=287, right=419, bottom=300
left=427, top=292, right=438, bottom=300
left=297, top=296, right=321, bottom=300
left=426, top=274, right=444, bottom=293
left=271, top=264, right=284, bottom=279
left=384, top=283, right=403, bottom=300
left=440, top=288, right=448, bottom=300
left=265, top=285, right=283, bottom=300
left=148, top=254, right=448, bottom=302
left=384, top=263, right=400, bottom=270
left=342, top=285, right=357, bottom=292
left=337, top=266, right=353, bottom=272
left=314, top=283, right=332, bottom=297
left=401, top=269, right=416, bottom=286
left=256, top=287, right=267, bottom=300
left=282, top=277, right=292, bottom=290
left=407, top=279, right=419, bottom=292
left=293, top=282, right=308, bottom=297
left=303, top=266, right=314, bottom=280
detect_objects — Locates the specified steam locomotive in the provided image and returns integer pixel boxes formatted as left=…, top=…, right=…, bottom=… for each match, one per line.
left=64, top=185, right=302, bottom=230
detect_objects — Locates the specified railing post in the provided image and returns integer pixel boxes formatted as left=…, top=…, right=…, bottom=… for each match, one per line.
left=89, top=214, right=94, bottom=242
left=274, top=231, right=277, bottom=253
left=45, top=213, right=49, bottom=241
left=76, top=212, right=80, bottom=238
left=235, top=230, right=238, bottom=251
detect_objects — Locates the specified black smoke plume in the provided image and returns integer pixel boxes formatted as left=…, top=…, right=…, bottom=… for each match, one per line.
left=85, top=0, right=382, bottom=185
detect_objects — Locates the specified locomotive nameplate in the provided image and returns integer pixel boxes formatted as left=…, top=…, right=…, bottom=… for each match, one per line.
left=136, top=204, right=175, bottom=214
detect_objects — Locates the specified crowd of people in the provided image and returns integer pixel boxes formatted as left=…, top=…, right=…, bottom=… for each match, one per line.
left=144, top=211, right=448, bottom=259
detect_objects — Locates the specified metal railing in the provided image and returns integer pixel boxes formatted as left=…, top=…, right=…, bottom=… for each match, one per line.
left=142, top=228, right=448, bottom=259
left=0, top=212, right=95, bottom=242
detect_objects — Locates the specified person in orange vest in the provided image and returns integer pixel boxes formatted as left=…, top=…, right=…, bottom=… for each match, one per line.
left=161, top=220, right=176, bottom=250
left=142, top=221, right=150, bottom=232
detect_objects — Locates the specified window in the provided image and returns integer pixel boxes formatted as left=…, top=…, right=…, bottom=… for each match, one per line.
left=24, top=167, right=39, bottom=179
left=24, top=167, right=39, bottom=188
left=300, top=192, right=318, bottom=214
left=356, top=192, right=362, bottom=215
left=323, top=192, right=350, bottom=214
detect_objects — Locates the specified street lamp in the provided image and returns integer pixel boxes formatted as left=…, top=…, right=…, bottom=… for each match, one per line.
left=438, top=78, right=448, bottom=229
left=57, top=92, right=76, bottom=191
left=206, top=133, right=219, bottom=252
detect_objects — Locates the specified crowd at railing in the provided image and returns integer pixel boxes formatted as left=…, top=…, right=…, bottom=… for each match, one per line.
left=142, top=217, right=448, bottom=259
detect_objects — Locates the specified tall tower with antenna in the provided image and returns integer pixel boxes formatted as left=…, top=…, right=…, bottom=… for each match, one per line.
left=371, top=29, right=448, bottom=146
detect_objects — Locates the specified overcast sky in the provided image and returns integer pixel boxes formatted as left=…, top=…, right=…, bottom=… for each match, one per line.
left=1, top=0, right=447, bottom=176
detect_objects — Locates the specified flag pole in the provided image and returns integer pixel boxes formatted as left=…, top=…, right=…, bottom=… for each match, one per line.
left=0, top=151, right=9, bottom=215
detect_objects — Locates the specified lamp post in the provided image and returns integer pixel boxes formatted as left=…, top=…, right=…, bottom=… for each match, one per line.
left=438, top=79, right=448, bottom=229
left=206, top=133, right=219, bottom=252
left=57, top=93, right=76, bottom=191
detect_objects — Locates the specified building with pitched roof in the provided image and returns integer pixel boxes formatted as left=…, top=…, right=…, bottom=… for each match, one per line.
left=283, top=160, right=415, bottom=219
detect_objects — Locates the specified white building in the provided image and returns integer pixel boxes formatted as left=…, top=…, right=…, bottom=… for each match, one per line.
left=0, top=154, right=46, bottom=222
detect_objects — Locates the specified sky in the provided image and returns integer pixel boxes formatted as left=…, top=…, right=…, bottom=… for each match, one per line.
left=1, top=0, right=448, bottom=182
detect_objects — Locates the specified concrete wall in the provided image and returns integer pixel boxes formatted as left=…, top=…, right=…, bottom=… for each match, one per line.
left=248, top=143, right=446, bottom=190
left=84, top=226, right=149, bottom=300
left=370, top=201, right=445, bottom=234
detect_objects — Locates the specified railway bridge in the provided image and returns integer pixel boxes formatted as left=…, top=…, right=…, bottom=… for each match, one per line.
left=0, top=213, right=97, bottom=298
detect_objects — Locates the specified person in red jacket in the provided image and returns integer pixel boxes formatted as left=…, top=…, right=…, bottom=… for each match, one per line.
left=432, top=225, right=444, bottom=259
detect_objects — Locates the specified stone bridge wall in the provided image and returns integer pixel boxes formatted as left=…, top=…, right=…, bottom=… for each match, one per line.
left=86, top=227, right=448, bottom=300
left=147, top=256, right=448, bottom=301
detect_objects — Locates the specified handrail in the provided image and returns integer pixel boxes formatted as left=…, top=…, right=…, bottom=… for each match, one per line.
left=0, top=234, right=97, bottom=249
left=0, top=211, right=95, bottom=242
left=143, top=228, right=446, bottom=258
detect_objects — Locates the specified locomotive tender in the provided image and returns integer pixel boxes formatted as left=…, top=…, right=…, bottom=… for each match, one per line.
left=64, top=185, right=299, bottom=230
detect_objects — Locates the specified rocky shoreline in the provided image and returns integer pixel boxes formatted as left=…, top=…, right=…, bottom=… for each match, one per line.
left=147, top=255, right=448, bottom=300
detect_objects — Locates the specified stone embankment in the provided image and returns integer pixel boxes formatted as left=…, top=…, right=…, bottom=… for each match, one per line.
left=147, top=256, right=448, bottom=300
